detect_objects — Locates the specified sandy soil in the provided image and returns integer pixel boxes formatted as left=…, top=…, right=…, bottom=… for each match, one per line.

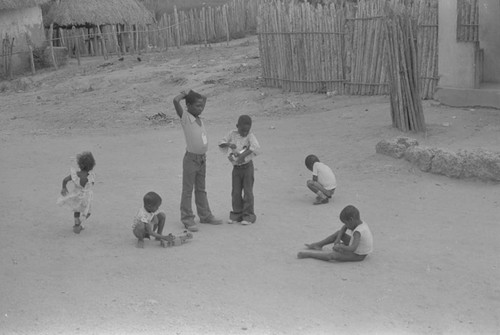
left=1, top=36, right=499, bottom=335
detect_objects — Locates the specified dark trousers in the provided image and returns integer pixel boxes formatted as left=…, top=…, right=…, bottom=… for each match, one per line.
left=181, top=152, right=213, bottom=226
left=230, top=161, right=256, bottom=223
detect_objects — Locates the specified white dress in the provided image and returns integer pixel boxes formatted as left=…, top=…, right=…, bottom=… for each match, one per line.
left=57, top=168, right=95, bottom=217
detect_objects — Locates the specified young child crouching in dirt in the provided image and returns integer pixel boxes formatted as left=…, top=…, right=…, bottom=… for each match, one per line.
left=133, top=192, right=175, bottom=248
left=297, top=205, right=373, bottom=262
left=305, top=154, right=336, bottom=205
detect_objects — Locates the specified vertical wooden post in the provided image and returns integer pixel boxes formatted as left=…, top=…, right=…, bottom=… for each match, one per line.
left=174, top=6, right=180, bottom=48
left=134, top=25, right=139, bottom=54
left=2, top=35, right=5, bottom=77
left=145, top=25, right=150, bottom=53
left=25, top=33, right=35, bottom=75
left=80, top=28, right=86, bottom=56
left=202, top=5, right=207, bottom=47
left=28, top=45, right=35, bottom=75
left=72, top=26, right=81, bottom=65
left=97, top=25, right=107, bottom=60
left=59, top=28, right=65, bottom=46
left=49, top=24, right=58, bottom=70
left=111, top=25, right=119, bottom=55
left=90, top=27, right=96, bottom=56
left=224, top=4, right=230, bottom=46
left=128, top=25, right=133, bottom=54
left=7, top=36, right=14, bottom=79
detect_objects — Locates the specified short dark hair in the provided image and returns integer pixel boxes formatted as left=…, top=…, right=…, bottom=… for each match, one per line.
left=143, top=192, right=162, bottom=207
left=77, top=151, right=95, bottom=172
left=339, top=205, right=360, bottom=222
left=237, top=115, right=252, bottom=126
left=305, top=154, right=319, bottom=170
left=185, top=90, right=203, bottom=105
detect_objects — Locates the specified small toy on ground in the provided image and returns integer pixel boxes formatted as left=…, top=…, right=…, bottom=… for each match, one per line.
left=161, top=231, right=193, bottom=247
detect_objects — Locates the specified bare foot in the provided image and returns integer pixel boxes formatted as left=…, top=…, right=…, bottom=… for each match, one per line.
left=297, top=252, right=307, bottom=259
left=305, top=243, right=322, bottom=250
left=73, top=224, right=84, bottom=234
left=136, top=239, right=144, bottom=248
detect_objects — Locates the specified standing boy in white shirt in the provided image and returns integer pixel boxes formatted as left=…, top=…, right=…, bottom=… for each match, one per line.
left=298, top=205, right=373, bottom=262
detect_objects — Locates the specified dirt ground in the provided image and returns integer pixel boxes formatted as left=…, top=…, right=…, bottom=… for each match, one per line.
left=1, top=36, right=499, bottom=335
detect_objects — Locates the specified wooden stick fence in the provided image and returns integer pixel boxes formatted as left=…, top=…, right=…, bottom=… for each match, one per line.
left=414, top=0, right=438, bottom=99
left=48, top=0, right=259, bottom=58
left=457, top=0, right=479, bottom=42
left=345, top=0, right=388, bottom=95
left=2, top=33, right=15, bottom=79
left=258, top=0, right=438, bottom=99
left=385, top=4, right=425, bottom=132
left=258, top=1, right=347, bottom=93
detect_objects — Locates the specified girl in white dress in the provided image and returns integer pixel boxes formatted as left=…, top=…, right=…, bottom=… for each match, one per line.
left=57, top=151, right=96, bottom=234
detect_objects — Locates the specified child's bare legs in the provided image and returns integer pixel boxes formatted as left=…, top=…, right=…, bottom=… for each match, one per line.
left=307, top=181, right=335, bottom=205
left=73, top=212, right=84, bottom=234
left=305, top=230, right=348, bottom=250
left=300, top=233, right=367, bottom=262
left=307, top=180, right=334, bottom=197
left=297, top=249, right=366, bottom=262
left=152, top=212, right=166, bottom=240
left=133, top=224, right=147, bottom=248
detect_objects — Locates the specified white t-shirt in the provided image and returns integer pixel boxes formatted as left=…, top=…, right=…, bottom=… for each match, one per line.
left=132, top=207, right=158, bottom=229
left=181, top=112, right=208, bottom=155
left=349, top=222, right=373, bottom=255
left=219, top=129, right=260, bottom=166
left=313, top=162, right=337, bottom=190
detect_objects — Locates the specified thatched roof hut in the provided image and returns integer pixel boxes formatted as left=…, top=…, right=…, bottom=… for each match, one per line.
left=0, top=0, right=49, bottom=10
left=43, top=0, right=155, bottom=28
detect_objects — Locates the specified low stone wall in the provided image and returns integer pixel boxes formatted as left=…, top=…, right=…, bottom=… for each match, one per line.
left=376, top=137, right=500, bottom=182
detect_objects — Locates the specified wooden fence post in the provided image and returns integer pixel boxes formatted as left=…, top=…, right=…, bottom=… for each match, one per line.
left=7, top=36, right=14, bottom=79
left=111, top=25, right=119, bottom=55
left=224, top=4, right=230, bottom=45
left=134, top=25, right=139, bottom=54
left=25, top=33, right=35, bottom=75
left=97, top=25, right=107, bottom=60
left=145, top=25, right=150, bottom=52
left=49, top=24, right=58, bottom=70
left=72, top=26, right=81, bottom=65
left=174, top=6, right=180, bottom=48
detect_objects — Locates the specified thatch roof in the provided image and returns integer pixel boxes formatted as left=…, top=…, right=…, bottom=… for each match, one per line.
left=0, top=0, right=49, bottom=10
left=44, top=0, right=155, bottom=28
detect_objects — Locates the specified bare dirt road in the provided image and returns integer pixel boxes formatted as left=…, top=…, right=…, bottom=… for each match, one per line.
left=1, top=36, right=499, bottom=335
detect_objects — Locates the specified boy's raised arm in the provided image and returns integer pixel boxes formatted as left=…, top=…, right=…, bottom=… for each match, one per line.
left=173, top=91, right=187, bottom=118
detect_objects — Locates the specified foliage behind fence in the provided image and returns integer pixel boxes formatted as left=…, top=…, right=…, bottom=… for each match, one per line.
left=258, top=0, right=439, bottom=99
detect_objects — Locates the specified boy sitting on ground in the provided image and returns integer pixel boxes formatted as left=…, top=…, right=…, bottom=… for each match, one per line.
left=297, top=205, right=373, bottom=262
